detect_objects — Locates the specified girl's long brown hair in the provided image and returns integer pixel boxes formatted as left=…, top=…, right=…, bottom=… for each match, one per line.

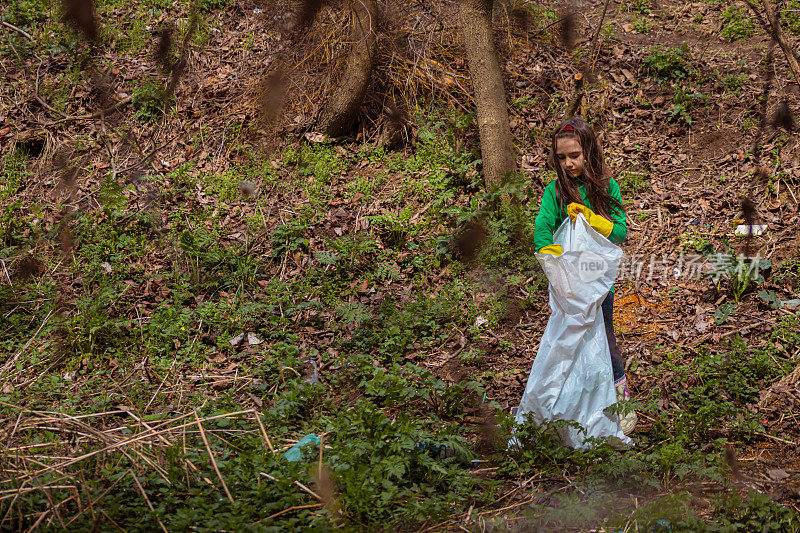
left=547, top=116, right=621, bottom=220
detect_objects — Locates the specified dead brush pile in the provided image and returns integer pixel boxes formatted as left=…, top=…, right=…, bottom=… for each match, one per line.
left=249, top=0, right=570, bottom=144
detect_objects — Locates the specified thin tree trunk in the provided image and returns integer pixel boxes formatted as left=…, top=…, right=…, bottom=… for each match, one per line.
left=565, top=73, right=584, bottom=119
left=761, top=0, right=800, bottom=85
left=458, top=0, right=516, bottom=190
left=746, top=0, right=800, bottom=85
left=317, top=0, right=377, bottom=137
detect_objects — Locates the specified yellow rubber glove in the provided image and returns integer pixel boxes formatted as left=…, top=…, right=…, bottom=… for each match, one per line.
left=538, top=244, right=563, bottom=256
left=566, top=202, right=614, bottom=238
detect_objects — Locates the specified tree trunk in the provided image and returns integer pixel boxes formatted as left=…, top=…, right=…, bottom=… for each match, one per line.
left=760, top=0, right=800, bottom=86
left=317, top=0, right=377, bottom=137
left=458, top=0, right=516, bottom=190
left=746, top=0, right=800, bottom=85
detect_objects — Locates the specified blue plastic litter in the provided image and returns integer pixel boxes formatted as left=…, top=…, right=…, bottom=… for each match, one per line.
left=284, top=434, right=321, bottom=462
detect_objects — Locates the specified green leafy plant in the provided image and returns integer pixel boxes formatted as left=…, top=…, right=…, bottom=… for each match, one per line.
left=3, top=0, right=49, bottom=27
left=369, top=207, right=415, bottom=249
left=268, top=220, right=309, bottom=260
left=406, top=108, right=481, bottom=184
left=132, top=81, right=173, bottom=122
left=98, top=174, right=131, bottom=214
left=179, top=227, right=259, bottom=291
left=609, top=490, right=800, bottom=532
left=647, top=337, right=785, bottom=440
left=328, top=401, right=474, bottom=525
left=342, top=291, right=468, bottom=365
left=283, top=142, right=347, bottom=183
left=500, top=411, right=727, bottom=492
left=618, top=169, right=651, bottom=195
left=722, top=71, right=748, bottom=94
left=0, top=151, right=29, bottom=200
left=437, top=175, right=539, bottom=269
left=714, top=301, right=735, bottom=324
left=757, top=289, right=800, bottom=310
left=701, top=244, right=771, bottom=301
left=772, top=254, right=800, bottom=286
left=643, top=44, right=691, bottom=81
left=197, top=0, right=228, bottom=11
left=633, top=17, right=652, bottom=33
left=711, top=491, right=800, bottom=531
left=600, top=22, right=618, bottom=40
left=4, top=407, right=332, bottom=531
left=721, top=5, right=755, bottom=41
left=335, top=300, right=372, bottom=327
left=669, top=87, right=705, bottom=125
left=678, top=229, right=712, bottom=254
left=623, top=0, right=652, bottom=14
left=329, top=233, right=379, bottom=271
left=784, top=0, right=800, bottom=35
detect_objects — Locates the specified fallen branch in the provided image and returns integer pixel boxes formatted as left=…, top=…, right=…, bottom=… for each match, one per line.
left=294, top=480, right=323, bottom=502
left=265, top=503, right=324, bottom=520
left=0, top=20, right=33, bottom=41
left=756, top=431, right=798, bottom=446
left=62, top=469, right=129, bottom=528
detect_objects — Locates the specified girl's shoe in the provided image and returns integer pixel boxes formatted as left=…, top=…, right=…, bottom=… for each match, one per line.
left=615, top=379, right=637, bottom=435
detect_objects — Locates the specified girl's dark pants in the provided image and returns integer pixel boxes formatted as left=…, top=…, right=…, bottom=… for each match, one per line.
left=601, top=292, right=625, bottom=385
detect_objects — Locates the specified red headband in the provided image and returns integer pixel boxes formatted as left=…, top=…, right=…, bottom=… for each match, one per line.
left=560, top=125, right=574, bottom=132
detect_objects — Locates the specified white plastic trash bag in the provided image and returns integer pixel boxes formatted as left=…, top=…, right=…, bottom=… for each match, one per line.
left=513, top=214, right=629, bottom=448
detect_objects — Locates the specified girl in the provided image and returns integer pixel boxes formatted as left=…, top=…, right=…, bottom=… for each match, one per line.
left=533, top=116, right=636, bottom=435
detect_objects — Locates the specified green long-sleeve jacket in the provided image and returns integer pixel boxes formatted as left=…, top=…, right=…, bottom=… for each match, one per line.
left=533, top=177, right=627, bottom=251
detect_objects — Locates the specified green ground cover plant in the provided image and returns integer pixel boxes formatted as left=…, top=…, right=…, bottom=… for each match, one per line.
left=3, top=0, right=49, bottom=28
left=0, top=151, right=29, bottom=200
left=622, top=0, right=653, bottom=15
left=721, top=4, right=755, bottom=41
left=2, top=118, right=798, bottom=530
left=784, top=0, right=800, bottom=34
left=643, top=44, right=692, bottom=81
left=669, top=87, right=705, bottom=125
left=12, top=198, right=794, bottom=531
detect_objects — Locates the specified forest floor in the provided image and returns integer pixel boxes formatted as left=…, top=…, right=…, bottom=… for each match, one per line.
left=1, top=0, right=800, bottom=530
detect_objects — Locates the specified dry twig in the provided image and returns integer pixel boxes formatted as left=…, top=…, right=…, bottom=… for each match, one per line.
left=130, top=470, right=169, bottom=533
left=193, top=411, right=235, bottom=504
left=0, top=20, right=33, bottom=41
